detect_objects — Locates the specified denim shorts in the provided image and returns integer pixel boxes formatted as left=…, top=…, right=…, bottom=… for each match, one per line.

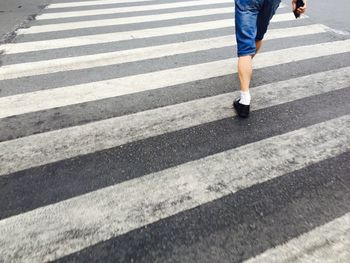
left=235, top=0, right=281, bottom=57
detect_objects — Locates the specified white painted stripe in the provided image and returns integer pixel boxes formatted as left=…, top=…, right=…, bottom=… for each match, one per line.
left=38, top=0, right=233, bottom=20
left=18, top=7, right=233, bottom=34
left=3, top=19, right=232, bottom=54
left=0, top=115, right=349, bottom=262
left=46, top=0, right=285, bottom=9
left=3, top=13, right=295, bottom=55
left=1, top=67, right=349, bottom=176
left=48, top=0, right=158, bottom=9
left=1, top=39, right=349, bottom=119
left=1, top=24, right=328, bottom=81
left=245, top=213, right=350, bottom=263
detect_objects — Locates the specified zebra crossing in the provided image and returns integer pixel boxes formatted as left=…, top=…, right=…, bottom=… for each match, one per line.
left=246, top=212, right=350, bottom=262
left=0, top=24, right=329, bottom=81
left=0, top=0, right=349, bottom=262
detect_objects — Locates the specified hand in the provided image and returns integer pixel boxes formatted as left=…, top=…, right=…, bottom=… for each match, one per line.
left=292, top=0, right=307, bottom=15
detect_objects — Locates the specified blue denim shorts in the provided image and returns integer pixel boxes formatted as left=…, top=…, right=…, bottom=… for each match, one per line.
left=235, top=0, right=281, bottom=57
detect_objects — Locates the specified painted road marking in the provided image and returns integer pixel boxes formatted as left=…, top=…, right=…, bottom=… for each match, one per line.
left=0, top=39, right=349, bottom=119
left=1, top=67, right=349, bottom=176
left=18, top=7, right=234, bottom=34
left=38, top=0, right=234, bottom=20
left=2, top=13, right=296, bottom=55
left=244, top=212, right=350, bottom=263
left=1, top=24, right=327, bottom=81
left=0, top=115, right=349, bottom=262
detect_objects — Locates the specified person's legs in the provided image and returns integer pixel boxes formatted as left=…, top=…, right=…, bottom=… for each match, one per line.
left=234, top=0, right=261, bottom=109
left=255, top=40, right=263, bottom=53
left=234, top=0, right=281, bottom=117
left=238, top=55, right=252, bottom=92
left=233, top=0, right=263, bottom=117
left=238, top=41, right=262, bottom=92
left=252, top=40, right=263, bottom=58
left=255, top=0, right=282, bottom=53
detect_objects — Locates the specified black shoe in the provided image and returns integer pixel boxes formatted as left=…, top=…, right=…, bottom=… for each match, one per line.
left=233, top=98, right=250, bottom=118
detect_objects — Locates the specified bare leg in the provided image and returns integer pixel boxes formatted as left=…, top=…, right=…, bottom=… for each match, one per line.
left=252, top=40, right=263, bottom=59
left=238, top=40, right=263, bottom=92
left=255, top=40, right=263, bottom=54
left=238, top=55, right=253, bottom=92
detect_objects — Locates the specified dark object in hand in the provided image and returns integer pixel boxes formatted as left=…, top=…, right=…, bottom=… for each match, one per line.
left=294, top=0, right=305, bottom=18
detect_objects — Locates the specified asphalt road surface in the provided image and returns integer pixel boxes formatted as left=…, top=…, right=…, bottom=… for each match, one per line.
left=0, top=0, right=349, bottom=262
left=0, top=0, right=51, bottom=42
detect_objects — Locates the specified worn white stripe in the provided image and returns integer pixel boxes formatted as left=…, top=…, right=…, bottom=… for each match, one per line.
left=1, top=67, right=349, bottom=176
left=3, top=13, right=294, bottom=55
left=0, top=115, right=349, bottom=262
left=1, top=39, right=349, bottom=119
left=20, top=3, right=286, bottom=35
left=47, top=0, right=285, bottom=9
left=245, top=213, right=350, bottom=263
left=1, top=24, right=327, bottom=81
left=18, top=7, right=233, bottom=34
left=38, top=0, right=233, bottom=20
left=2, top=19, right=231, bottom=54
left=48, top=0, right=158, bottom=9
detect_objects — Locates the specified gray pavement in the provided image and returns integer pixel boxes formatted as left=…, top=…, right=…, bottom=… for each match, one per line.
left=0, top=0, right=349, bottom=262
left=0, top=0, right=51, bottom=42
left=305, top=0, right=350, bottom=35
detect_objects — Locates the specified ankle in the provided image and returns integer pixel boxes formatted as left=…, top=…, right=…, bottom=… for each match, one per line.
left=240, top=90, right=251, bottom=105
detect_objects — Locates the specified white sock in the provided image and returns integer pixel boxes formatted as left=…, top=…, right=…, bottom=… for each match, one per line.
left=240, top=90, right=251, bottom=105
